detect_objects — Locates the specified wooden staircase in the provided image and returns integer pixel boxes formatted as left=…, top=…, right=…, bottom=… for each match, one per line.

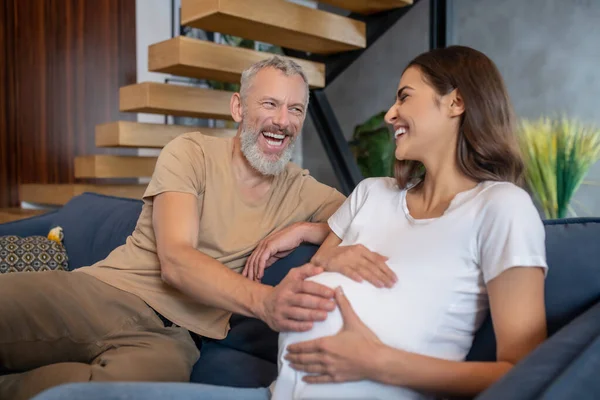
left=96, top=121, right=235, bottom=149
left=21, top=0, right=412, bottom=209
left=317, top=0, right=412, bottom=14
left=180, top=0, right=366, bottom=54
left=149, top=36, right=326, bottom=88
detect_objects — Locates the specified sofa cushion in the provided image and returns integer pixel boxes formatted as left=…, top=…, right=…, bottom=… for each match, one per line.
left=467, top=218, right=600, bottom=362
left=191, top=341, right=277, bottom=388
left=51, top=193, right=142, bottom=270
left=0, top=234, right=69, bottom=273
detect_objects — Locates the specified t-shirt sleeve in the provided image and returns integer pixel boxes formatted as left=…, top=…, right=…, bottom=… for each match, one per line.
left=327, top=178, right=371, bottom=239
left=478, top=184, right=548, bottom=284
left=143, top=135, right=205, bottom=200
left=309, top=186, right=346, bottom=223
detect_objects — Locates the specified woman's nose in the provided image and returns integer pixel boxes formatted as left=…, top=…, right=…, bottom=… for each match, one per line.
left=384, top=105, right=397, bottom=125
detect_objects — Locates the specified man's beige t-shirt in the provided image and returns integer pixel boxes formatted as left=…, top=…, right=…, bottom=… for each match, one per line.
left=79, top=132, right=345, bottom=339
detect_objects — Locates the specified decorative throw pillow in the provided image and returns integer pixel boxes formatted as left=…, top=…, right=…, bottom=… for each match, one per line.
left=0, top=230, right=69, bottom=273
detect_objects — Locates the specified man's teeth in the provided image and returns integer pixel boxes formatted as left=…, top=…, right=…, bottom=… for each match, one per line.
left=394, top=127, right=407, bottom=139
left=262, top=132, right=285, bottom=140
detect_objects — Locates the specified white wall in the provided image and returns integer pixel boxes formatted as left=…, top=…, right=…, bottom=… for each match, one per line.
left=135, top=0, right=173, bottom=160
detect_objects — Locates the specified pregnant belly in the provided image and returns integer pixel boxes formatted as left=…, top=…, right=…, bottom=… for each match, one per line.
left=271, top=272, right=437, bottom=400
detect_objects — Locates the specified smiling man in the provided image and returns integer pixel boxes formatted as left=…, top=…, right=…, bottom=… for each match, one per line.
left=0, top=56, right=346, bottom=400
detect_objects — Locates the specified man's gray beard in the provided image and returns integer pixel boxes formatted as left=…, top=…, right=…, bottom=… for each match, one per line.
left=240, top=123, right=296, bottom=176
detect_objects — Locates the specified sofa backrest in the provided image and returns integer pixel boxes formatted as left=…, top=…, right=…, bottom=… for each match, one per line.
left=50, top=192, right=143, bottom=270
left=466, top=218, right=600, bottom=361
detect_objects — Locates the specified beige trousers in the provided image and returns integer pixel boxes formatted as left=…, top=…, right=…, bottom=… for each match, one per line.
left=0, top=271, right=200, bottom=400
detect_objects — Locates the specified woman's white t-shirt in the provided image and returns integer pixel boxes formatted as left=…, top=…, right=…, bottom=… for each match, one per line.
left=271, top=178, right=548, bottom=400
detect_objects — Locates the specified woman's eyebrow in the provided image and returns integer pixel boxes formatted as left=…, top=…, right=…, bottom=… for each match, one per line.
left=397, top=86, right=414, bottom=99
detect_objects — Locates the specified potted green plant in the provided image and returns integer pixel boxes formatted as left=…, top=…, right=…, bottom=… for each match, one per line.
left=348, top=111, right=396, bottom=178
left=518, top=116, right=600, bottom=219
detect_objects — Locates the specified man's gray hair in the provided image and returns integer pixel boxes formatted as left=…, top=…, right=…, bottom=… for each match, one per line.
left=240, top=56, right=309, bottom=108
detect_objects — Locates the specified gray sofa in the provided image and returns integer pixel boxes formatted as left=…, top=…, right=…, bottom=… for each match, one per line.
left=1, top=192, right=599, bottom=398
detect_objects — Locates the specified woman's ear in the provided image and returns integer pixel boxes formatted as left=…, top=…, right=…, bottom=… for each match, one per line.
left=448, top=89, right=465, bottom=118
left=230, top=92, right=243, bottom=123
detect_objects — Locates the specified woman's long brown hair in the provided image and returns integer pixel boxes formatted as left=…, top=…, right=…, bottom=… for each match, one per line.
left=395, top=45, right=524, bottom=189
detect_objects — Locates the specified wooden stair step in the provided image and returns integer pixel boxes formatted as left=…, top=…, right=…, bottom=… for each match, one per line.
left=74, top=155, right=157, bottom=179
left=181, top=0, right=366, bottom=55
left=96, top=121, right=236, bottom=148
left=149, top=37, right=325, bottom=88
left=318, top=0, right=412, bottom=14
left=20, top=184, right=147, bottom=206
left=120, top=82, right=233, bottom=120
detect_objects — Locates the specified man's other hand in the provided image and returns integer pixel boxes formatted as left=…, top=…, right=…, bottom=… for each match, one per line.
left=243, top=222, right=307, bottom=282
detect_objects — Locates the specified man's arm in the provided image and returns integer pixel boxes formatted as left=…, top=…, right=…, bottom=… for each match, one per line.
left=243, top=179, right=345, bottom=281
left=298, top=222, right=331, bottom=245
left=153, top=191, right=336, bottom=332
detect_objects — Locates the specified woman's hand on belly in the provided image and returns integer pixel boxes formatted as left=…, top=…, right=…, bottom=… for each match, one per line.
left=285, top=287, right=384, bottom=384
left=311, top=244, right=397, bottom=289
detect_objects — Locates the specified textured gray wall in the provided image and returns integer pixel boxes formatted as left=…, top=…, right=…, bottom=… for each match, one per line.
left=303, top=0, right=600, bottom=216
left=455, top=0, right=600, bottom=217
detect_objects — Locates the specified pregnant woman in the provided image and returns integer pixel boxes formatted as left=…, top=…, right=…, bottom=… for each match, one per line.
left=34, top=45, right=548, bottom=400
left=272, top=44, right=547, bottom=400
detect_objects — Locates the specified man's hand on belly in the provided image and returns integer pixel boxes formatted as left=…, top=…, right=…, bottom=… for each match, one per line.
left=256, top=263, right=336, bottom=332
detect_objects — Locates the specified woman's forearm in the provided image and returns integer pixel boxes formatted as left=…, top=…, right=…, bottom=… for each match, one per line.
left=372, top=344, right=513, bottom=397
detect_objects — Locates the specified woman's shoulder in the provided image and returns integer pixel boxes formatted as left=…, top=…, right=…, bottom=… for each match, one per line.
left=476, top=181, right=540, bottom=219
left=353, top=177, right=399, bottom=198
left=478, top=181, right=533, bottom=204
left=356, top=177, right=398, bottom=191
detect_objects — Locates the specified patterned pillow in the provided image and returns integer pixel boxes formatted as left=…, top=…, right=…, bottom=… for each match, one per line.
left=0, top=235, right=69, bottom=273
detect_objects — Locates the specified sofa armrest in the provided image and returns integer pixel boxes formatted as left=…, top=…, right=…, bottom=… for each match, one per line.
left=475, top=301, right=600, bottom=400
left=535, top=329, right=600, bottom=398
left=0, top=210, right=58, bottom=237
left=540, top=330, right=600, bottom=400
